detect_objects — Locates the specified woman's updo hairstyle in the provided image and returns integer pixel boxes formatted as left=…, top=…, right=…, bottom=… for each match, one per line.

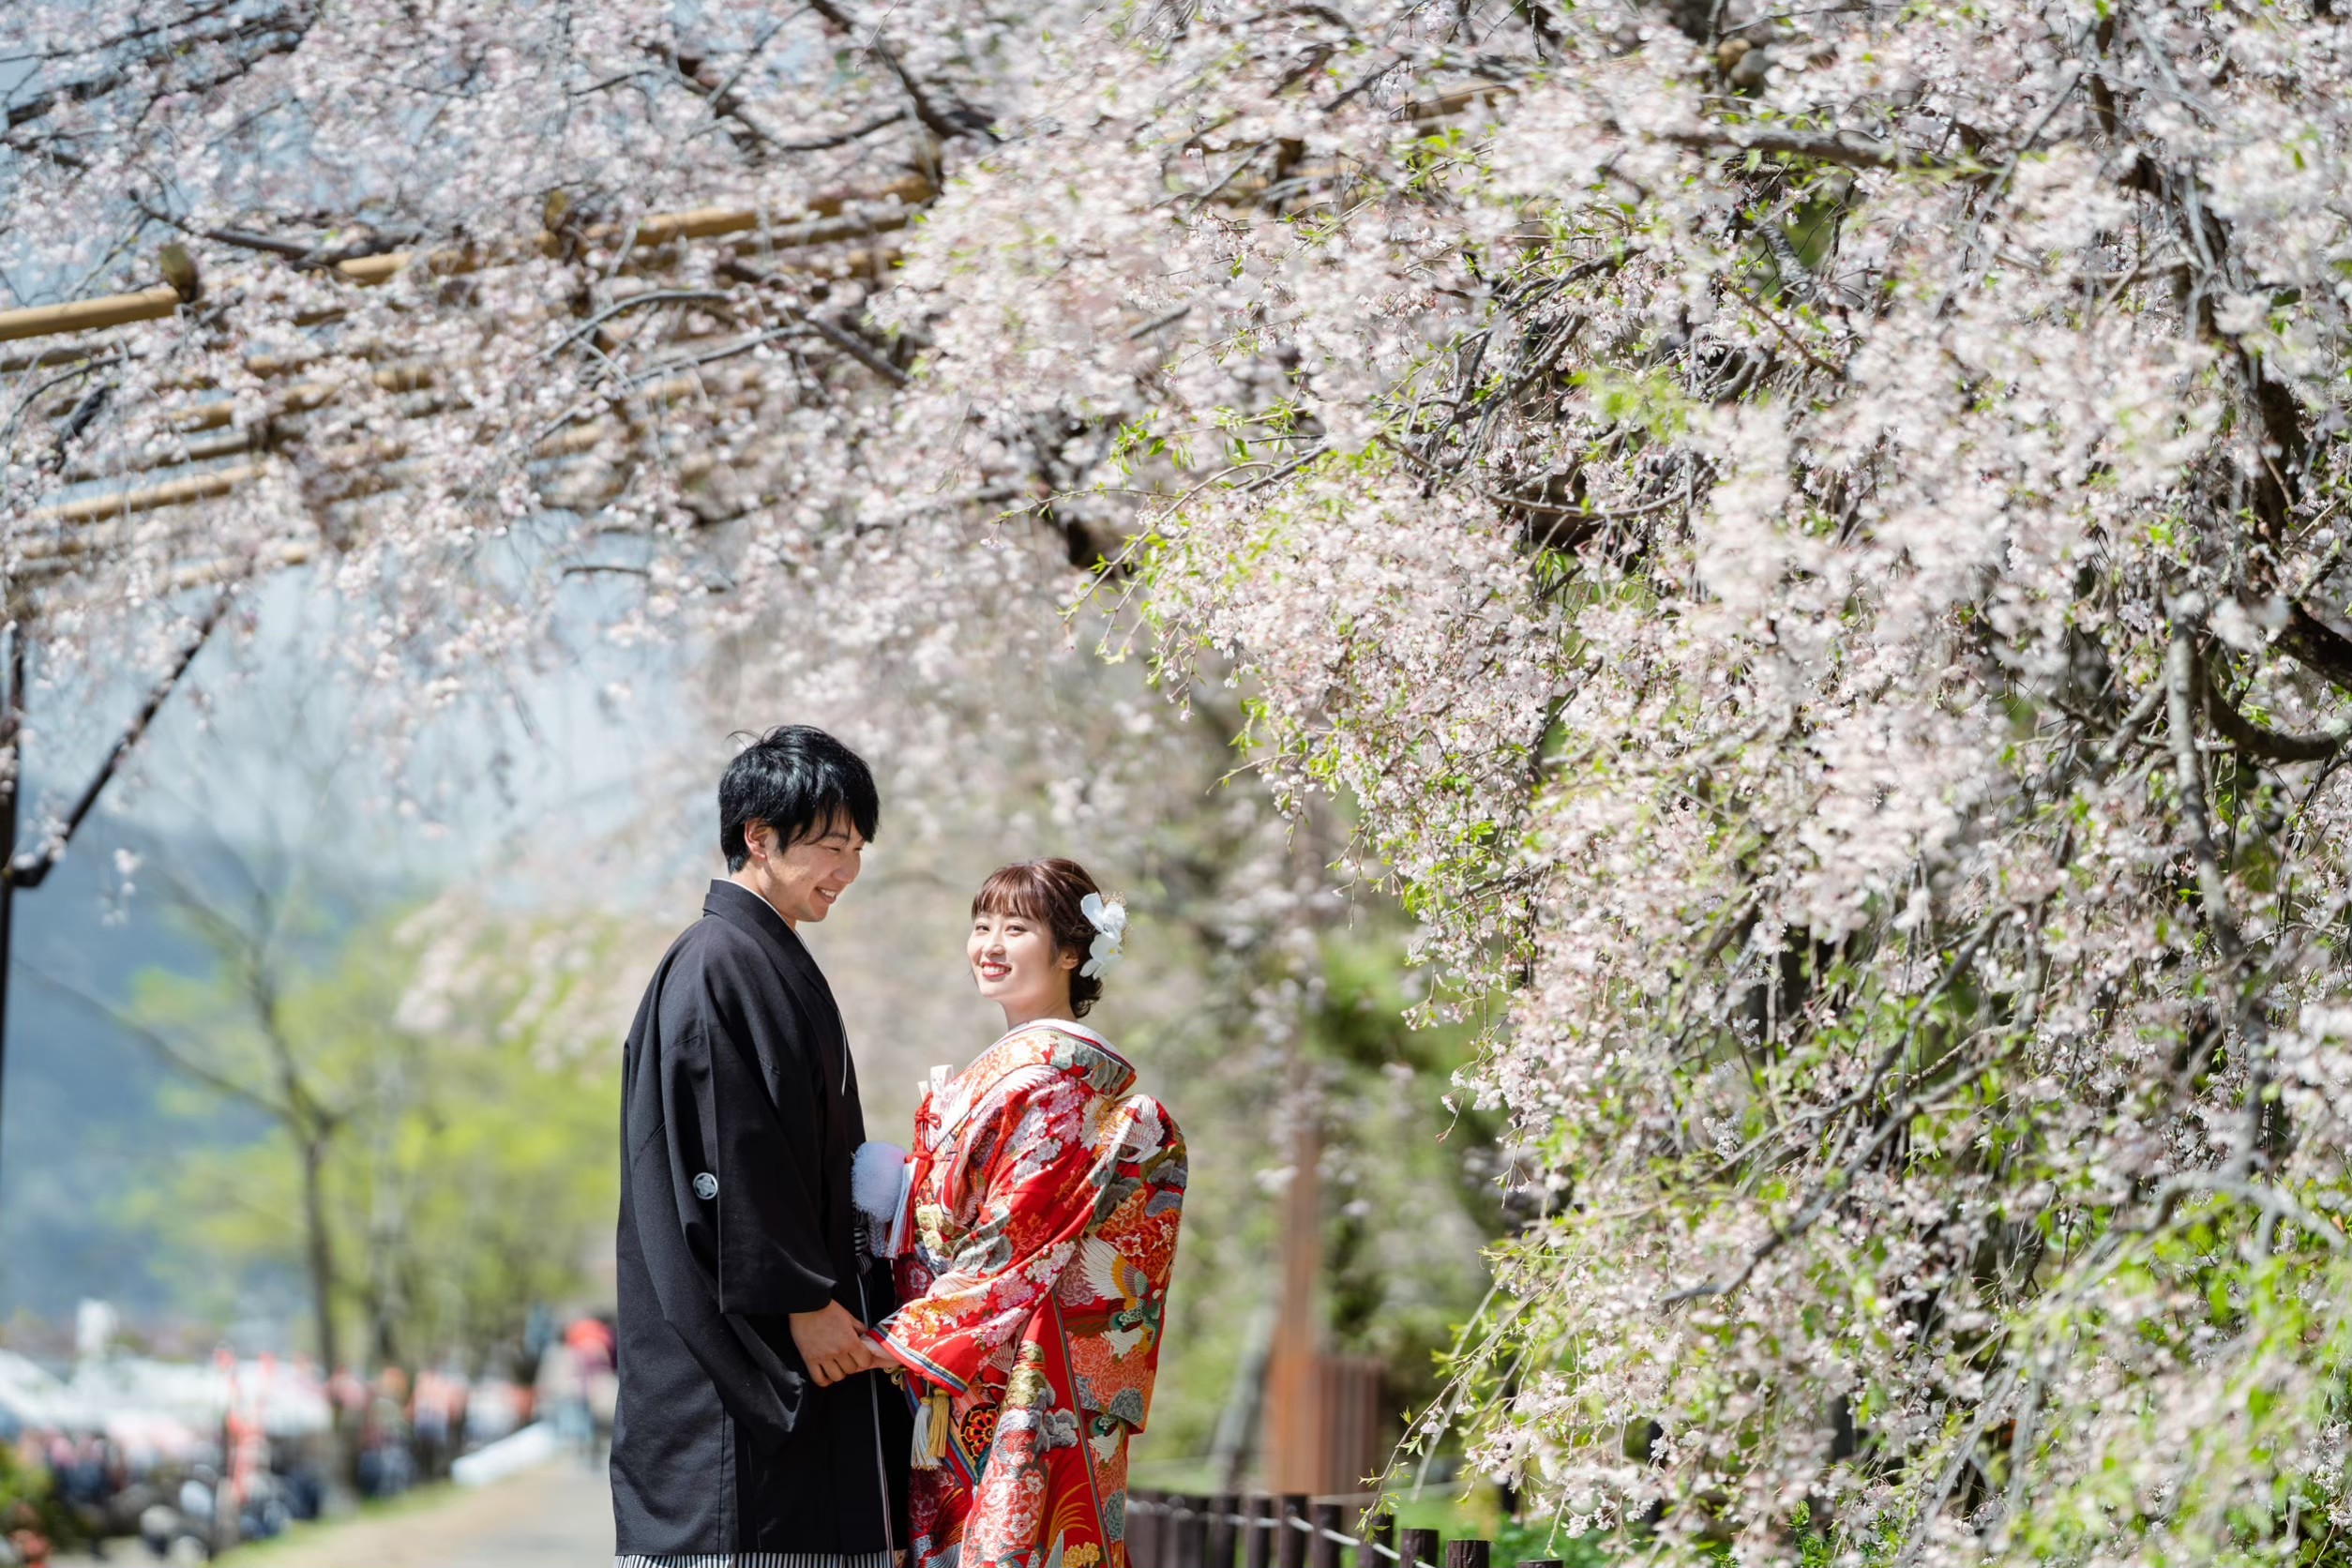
left=972, top=858, right=1109, bottom=1018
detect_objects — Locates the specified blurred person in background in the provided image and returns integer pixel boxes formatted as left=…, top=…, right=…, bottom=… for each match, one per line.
left=411, top=1368, right=462, bottom=1483
left=355, top=1370, right=414, bottom=1501
left=565, top=1318, right=619, bottom=1456
left=536, top=1334, right=590, bottom=1455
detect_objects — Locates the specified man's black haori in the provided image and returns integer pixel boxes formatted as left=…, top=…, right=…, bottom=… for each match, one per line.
left=611, top=731, right=907, bottom=1568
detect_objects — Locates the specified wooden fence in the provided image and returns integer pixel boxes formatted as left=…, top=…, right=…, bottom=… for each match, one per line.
left=1121, top=1491, right=1563, bottom=1568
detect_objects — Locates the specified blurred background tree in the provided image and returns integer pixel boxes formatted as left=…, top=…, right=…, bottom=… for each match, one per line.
left=51, top=857, right=634, bottom=1476
left=117, top=898, right=631, bottom=1380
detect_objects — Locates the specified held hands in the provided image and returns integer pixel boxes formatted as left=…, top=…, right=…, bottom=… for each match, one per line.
left=788, top=1301, right=894, bottom=1387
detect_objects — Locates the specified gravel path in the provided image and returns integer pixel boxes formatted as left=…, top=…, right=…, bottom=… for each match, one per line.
left=51, top=1458, right=616, bottom=1568
left=249, top=1459, right=615, bottom=1567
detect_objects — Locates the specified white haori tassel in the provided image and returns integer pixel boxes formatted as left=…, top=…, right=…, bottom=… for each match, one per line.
left=852, top=1140, right=911, bottom=1260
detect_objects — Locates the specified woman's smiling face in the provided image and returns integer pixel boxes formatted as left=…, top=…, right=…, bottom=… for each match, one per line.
left=969, top=904, right=1078, bottom=1019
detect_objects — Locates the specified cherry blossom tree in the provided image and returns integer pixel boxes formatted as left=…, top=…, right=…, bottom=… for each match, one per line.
left=874, top=0, right=2352, bottom=1557
left=1068, top=21, right=2352, bottom=1568
left=10, top=0, right=2352, bottom=1560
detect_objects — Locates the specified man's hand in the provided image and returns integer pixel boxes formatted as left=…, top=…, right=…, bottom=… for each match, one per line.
left=789, top=1302, right=889, bottom=1387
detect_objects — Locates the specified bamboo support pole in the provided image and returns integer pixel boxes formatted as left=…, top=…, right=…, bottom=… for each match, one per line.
left=332, top=248, right=476, bottom=286
left=335, top=173, right=928, bottom=284
left=157, top=366, right=426, bottom=433
left=17, top=511, right=204, bottom=566
left=31, top=462, right=269, bottom=524
left=78, top=427, right=263, bottom=477
left=161, top=541, right=313, bottom=590
left=0, top=340, right=124, bottom=377
left=0, top=174, right=932, bottom=349
left=29, top=370, right=760, bottom=535
left=44, top=325, right=782, bottom=493
left=0, top=287, right=184, bottom=345
left=8, top=206, right=889, bottom=534
left=52, top=363, right=441, bottom=478
left=53, top=382, right=731, bottom=512
left=11, top=512, right=309, bottom=589
left=1400, top=81, right=1516, bottom=121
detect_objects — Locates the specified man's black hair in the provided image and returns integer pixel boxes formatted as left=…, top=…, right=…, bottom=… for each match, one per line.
left=718, top=726, right=880, bottom=871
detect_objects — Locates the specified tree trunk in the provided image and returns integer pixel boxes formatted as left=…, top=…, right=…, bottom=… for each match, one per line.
left=299, top=1131, right=357, bottom=1485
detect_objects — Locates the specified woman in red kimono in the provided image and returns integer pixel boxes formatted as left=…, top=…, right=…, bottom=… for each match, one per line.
left=870, top=859, right=1186, bottom=1568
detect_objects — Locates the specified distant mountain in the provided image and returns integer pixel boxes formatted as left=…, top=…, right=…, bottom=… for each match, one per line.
left=0, top=808, right=268, bottom=1324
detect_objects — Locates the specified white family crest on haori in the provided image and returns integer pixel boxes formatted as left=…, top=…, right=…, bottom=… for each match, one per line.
left=1078, top=893, right=1127, bottom=978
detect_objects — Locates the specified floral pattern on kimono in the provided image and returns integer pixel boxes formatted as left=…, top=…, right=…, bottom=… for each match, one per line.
left=878, top=1019, right=1186, bottom=1568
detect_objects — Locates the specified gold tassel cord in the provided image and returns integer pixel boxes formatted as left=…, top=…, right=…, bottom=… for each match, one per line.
left=912, top=1386, right=950, bottom=1470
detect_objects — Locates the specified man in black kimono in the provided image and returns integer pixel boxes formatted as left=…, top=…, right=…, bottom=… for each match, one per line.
left=612, top=725, right=910, bottom=1568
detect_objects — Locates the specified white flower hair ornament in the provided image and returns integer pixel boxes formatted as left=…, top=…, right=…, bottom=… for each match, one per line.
left=1079, top=892, right=1127, bottom=979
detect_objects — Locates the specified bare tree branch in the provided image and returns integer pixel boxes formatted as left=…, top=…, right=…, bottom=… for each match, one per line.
left=2202, top=658, right=2349, bottom=762
left=756, top=110, right=911, bottom=154
left=2164, top=609, right=2244, bottom=960
left=6, top=587, right=236, bottom=889
left=1658, top=124, right=1939, bottom=173
left=802, top=0, right=996, bottom=142
left=4, top=7, right=316, bottom=135
left=717, top=258, right=911, bottom=385
left=667, top=46, right=912, bottom=155
left=2274, top=600, right=2352, bottom=694
left=19, top=965, right=293, bottom=1119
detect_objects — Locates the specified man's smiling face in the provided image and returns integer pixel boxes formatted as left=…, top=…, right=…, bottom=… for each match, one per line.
left=757, top=810, right=867, bottom=927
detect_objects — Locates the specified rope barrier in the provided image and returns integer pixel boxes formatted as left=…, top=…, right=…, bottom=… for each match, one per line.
left=1118, top=1499, right=1404, bottom=1561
